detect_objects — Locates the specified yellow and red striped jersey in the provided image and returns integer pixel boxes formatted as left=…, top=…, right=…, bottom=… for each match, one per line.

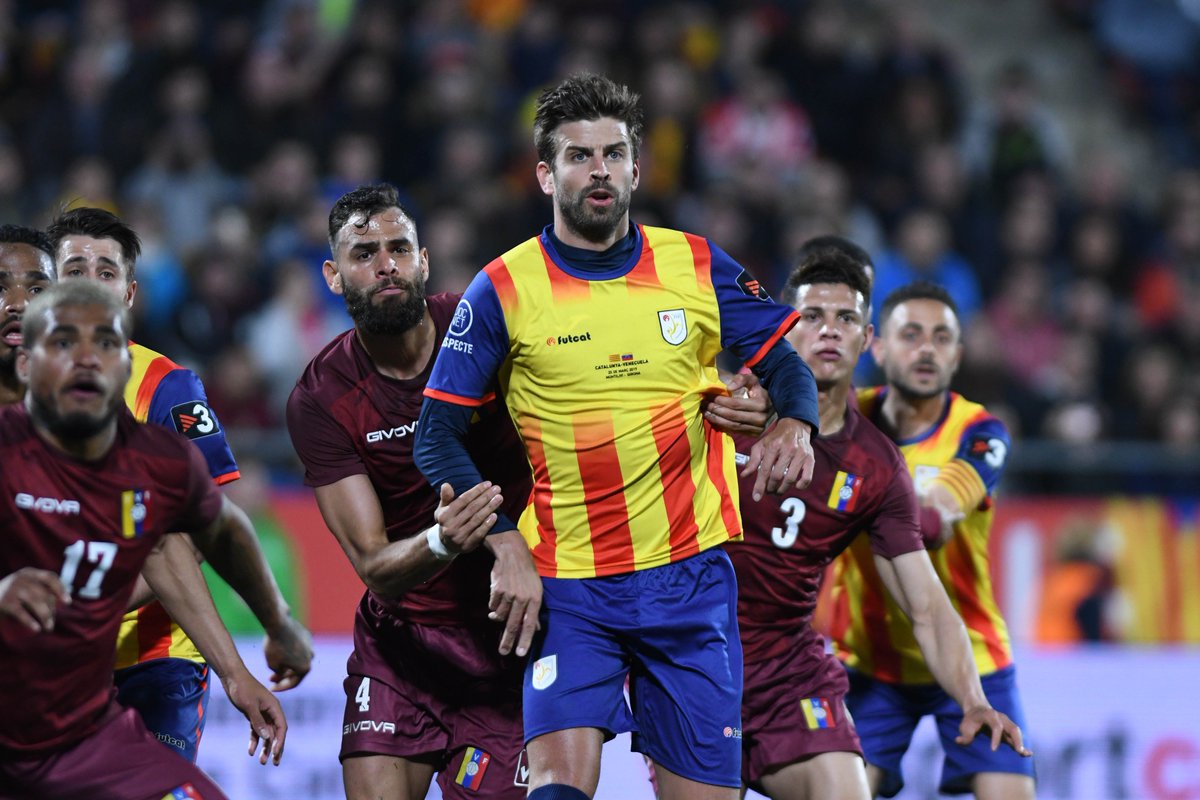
left=824, top=387, right=1013, bottom=683
left=425, top=225, right=799, bottom=578
left=114, top=342, right=239, bottom=669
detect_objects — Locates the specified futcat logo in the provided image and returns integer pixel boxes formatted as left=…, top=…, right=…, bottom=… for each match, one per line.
left=545, top=331, right=592, bottom=346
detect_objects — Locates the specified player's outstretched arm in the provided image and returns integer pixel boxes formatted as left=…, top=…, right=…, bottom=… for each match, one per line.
left=142, top=533, right=288, bottom=766
left=0, top=567, right=70, bottom=632
left=704, top=371, right=774, bottom=436
left=485, top=529, right=542, bottom=658
left=186, top=495, right=313, bottom=690
left=873, top=551, right=1032, bottom=757
left=314, top=475, right=503, bottom=597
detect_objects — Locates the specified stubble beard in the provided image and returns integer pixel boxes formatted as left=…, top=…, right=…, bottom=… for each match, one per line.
left=29, top=388, right=120, bottom=441
left=888, top=363, right=950, bottom=401
left=343, top=277, right=427, bottom=335
left=557, top=183, right=632, bottom=244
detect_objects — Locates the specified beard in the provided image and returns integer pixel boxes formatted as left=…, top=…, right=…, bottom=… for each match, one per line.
left=29, top=387, right=121, bottom=441
left=556, top=181, right=632, bottom=244
left=343, top=276, right=427, bottom=335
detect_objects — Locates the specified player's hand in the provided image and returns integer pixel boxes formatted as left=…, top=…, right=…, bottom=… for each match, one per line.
left=435, top=482, right=503, bottom=556
left=921, top=484, right=965, bottom=549
left=0, top=568, right=70, bottom=632
left=223, top=669, right=289, bottom=766
left=262, top=615, right=313, bottom=691
left=703, top=372, right=774, bottom=436
left=740, top=417, right=816, bottom=501
left=484, top=530, right=542, bottom=658
left=957, top=704, right=1032, bottom=757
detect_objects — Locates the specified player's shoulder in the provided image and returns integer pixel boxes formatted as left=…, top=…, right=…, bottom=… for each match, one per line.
left=491, top=234, right=547, bottom=274
left=293, top=329, right=360, bottom=396
left=947, top=392, right=1008, bottom=437
left=426, top=291, right=462, bottom=335
left=837, top=405, right=908, bottom=472
left=0, top=404, right=34, bottom=446
left=117, top=408, right=199, bottom=464
left=855, top=385, right=885, bottom=418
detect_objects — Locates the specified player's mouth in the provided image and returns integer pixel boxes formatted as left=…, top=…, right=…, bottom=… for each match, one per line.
left=911, top=362, right=939, bottom=378
left=1, top=319, right=21, bottom=347
left=812, top=347, right=842, bottom=362
left=585, top=188, right=614, bottom=207
left=373, top=281, right=410, bottom=298
left=63, top=374, right=104, bottom=401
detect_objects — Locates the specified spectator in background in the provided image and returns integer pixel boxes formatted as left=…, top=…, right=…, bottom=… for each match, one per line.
left=872, top=207, right=982, bottom=327
left=985, top=258, right=1064, bottom=393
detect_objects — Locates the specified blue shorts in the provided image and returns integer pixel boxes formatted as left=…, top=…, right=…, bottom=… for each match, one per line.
left=845, top=664, right=1035, bottom=796
left=114, top=658, right=212, bottom=763
left=524, top=547, right=743, bottom=788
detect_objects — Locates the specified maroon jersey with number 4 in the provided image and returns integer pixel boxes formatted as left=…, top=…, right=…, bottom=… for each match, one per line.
left=286, top=292, right=532, bottom=626
left=728, top=404, right=924, bottom=666
left=0, top=406, right=222, bottom=754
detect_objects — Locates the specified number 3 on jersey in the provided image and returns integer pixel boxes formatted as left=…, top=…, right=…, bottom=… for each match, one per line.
left=58, top=540, right=118, bottom=599
left=771, top=497, right=807, bottom=549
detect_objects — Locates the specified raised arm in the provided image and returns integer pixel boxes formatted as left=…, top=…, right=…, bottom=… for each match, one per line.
left=872, top=550, right=1031, bottom=757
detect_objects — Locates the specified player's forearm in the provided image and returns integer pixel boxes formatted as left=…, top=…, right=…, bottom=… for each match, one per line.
left=143, top=535, right=254, bottom=683
left=359, top=534, right=454, bottom=596
left=750, top=340, right=819, bottom=432
left=125, top=573, right=155, bottom=612
left=912, top=600, right=990, bottom=712
left=200, top=499, right=293, bottom=637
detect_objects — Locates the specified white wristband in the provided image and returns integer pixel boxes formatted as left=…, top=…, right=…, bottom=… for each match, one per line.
left=425, top=525, right=456, bottom=561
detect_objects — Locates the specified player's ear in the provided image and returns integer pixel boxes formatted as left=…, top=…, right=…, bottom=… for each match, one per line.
left=630, top=158, right=640, bottom=191
left=124, top=279, right=138, bottom=309
left=536, top=161, right=555, bottom=197
left=870, top=334, right=885, bottom=367
left=861, top=322, right=875, bottom=355
left=322, top=261, right=343, bottom=295
left=419, top=247, right=430, bottom=281
left=15, top=348, right=29, bottom=384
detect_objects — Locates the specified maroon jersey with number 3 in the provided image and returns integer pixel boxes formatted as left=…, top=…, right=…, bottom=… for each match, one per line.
left=286, top=292, right=532, bottom=626
left=0, top=406, right=222, bottom=753
left=728, top=404, right=924, bottom=666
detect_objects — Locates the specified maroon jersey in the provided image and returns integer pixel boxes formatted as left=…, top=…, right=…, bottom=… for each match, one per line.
left=728, top=404, right=923, bottom=665
left=0, top=406, right=222, bottom=754
left=286, top=292, right=532, bottom=626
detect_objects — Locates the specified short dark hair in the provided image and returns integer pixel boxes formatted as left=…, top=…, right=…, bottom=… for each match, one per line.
left=534, top=73, right=645, bottom=167
left=878, top=280, right=959, bottom=330
left=0, top=225, right=55, bottom=275
left=327, top=183, right=416, bottom=252
left=781, top=239, right=873, bottom=308
left=23, top=280, right=132, bottom=348
left=45, top=207, right=142, bottom=283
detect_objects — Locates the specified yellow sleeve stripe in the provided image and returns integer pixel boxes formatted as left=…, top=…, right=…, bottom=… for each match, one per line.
left=933, top=459, right=987, bottom=511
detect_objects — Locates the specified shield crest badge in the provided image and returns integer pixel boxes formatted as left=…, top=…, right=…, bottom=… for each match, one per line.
left=658, top=309, right=687, bottom=345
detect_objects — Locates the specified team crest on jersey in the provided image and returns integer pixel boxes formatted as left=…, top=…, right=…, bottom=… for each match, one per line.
left=170, top=401, right=220, bottom=440
left=658, top=309, right=687, bottom=345
left=455, top=746, right=491, bottom=790
left=531, top=654, right=557, bottom=690
left=736, top=268, right=770, bottom=300
left=121, top=489, right=150, bottom=539
left=827, top=471, right=862, bottom=513
left=160, top=782, right=202, bottom=799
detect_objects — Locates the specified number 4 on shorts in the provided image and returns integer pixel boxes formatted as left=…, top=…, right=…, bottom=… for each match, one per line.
left=355, top=677, right=371, bottom=712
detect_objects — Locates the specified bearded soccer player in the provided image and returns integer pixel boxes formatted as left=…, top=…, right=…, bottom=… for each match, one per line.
left=286, top=184, right=534, bottom=800
left=0, top=225, right=55, bottom=404
left=728, top=250, right=1028, bottom=800
left=0, top=282, right=290, bottom=799
left=416, top=73, right=819, bottom=800
left=826, top=281, right=1037, bottom=799
left=46, top=207, right=312, bottom=764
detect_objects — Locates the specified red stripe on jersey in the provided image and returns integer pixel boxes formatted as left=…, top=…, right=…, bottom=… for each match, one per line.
left=214, top=470, right=240, bottom=486
left=684, top=233, right=713, bottom=294
left=650, top=400, right=701, bottom=561
left=704, top=422, right=742, bottom=539
left=521, top=415, right=558, bottom=577
left=573, top=411, right=635, bottom=575
left=484, top=258, right=519, bottom=314
left=539, top=241, right=592, bottom=303
left=136, top=600, right=174, bottom=662
left=745, top=310, right=801, bottom=368
left=857, top=552, right=901, bottom=681
left=626, top=225, right=662, bottom=290
left=133, top=356, right=177, bottom=421
left=423, top=388, right=487, bottom=407
left=944, top=533, right=1010, bottom=669
left=1161, top=517, right=1182, bottom=640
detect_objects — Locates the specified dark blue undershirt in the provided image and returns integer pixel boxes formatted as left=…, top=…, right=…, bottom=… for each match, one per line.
left=414, top=225, right=818, bottom=534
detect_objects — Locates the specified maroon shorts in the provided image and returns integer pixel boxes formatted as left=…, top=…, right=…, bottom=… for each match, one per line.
left=341, top=595, right=526, bottom=799
left=741, top=646, right=862, bottom=787
left=0, top=700, right=226, bottom=800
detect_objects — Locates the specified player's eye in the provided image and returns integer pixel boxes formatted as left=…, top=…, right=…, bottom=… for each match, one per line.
left=29, top=285, right=46, bottom=295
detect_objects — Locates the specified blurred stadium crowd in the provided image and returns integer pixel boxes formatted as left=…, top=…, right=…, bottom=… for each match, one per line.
left=1, top=0, right=1198, bottom=487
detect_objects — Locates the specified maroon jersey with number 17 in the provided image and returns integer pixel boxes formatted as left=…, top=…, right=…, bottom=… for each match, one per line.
left=0, top=406, right=222, bottom=754
left=728, top=404, right=924, bottom=666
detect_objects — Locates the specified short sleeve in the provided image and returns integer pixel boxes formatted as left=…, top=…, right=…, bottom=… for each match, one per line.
left=707, top=241, right=799, bottom=367
left=866, top=453, right=925, bottom=559
left=285, top=384, right=366, bottom=488
left=424, top=269, right=510, bottom=406
left=147, top=368, right=239, bottom=484
left=171, top=440, right=225, bottom=534
left=953, top=417, right=1011, bottom=495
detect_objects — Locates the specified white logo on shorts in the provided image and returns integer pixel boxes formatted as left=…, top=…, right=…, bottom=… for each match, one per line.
left=531, top=655, right=557, bottom=690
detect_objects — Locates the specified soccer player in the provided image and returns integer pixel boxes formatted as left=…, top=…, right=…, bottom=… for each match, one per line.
left=286, top=183, right=533, bottom=800
left=730, top=249, right=1029, bottom=800
left=415, top=74, right=820, bottom=800
left=0, top=225, right=55, bottom=404
left=0, top=282, right=287, bottom=799
left=46, top=207, right=313, bottom=764
left=826, top=280, right=1037, bottom=799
